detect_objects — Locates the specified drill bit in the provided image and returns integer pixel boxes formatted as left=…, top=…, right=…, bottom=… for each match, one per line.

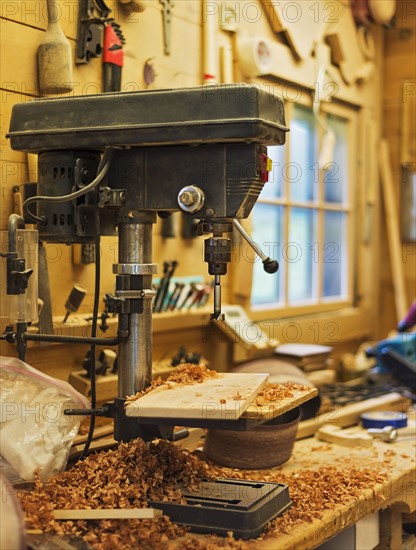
left=211, top=274, right=222, bottom=320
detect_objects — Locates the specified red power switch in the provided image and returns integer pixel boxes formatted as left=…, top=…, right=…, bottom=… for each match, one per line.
left=259, top=152, right=272, bottom=183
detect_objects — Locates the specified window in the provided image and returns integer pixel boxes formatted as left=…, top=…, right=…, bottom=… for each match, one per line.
left=251, top=102, right=356, bottom=315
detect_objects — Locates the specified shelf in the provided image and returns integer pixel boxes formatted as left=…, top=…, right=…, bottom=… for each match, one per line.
left=19, top=308, right=212, bottom=348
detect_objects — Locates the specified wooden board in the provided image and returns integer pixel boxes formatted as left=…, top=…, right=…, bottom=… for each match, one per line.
left=69, top=438, right=117, bottom=460
left=378, top=140, right=408, bottom=321
left=125, top=373, right=269, bottom=420
left=297, top=392, right=410, bottom=439
left=241, top=386, right=318, bottom=422
left=53, top=508, right=161, bottom=520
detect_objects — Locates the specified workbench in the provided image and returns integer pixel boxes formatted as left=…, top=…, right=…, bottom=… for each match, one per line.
left=173, top=422, right=416, bottom=549
left=34, top=414, right=416, bottom=550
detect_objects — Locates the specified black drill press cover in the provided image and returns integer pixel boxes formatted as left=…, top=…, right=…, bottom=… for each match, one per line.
left=7, top=84, right=288, bottom=153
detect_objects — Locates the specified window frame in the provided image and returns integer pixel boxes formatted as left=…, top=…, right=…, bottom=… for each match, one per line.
left=248, top=95, right=359, bottom=321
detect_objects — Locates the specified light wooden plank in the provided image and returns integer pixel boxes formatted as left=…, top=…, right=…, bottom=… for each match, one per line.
left=73, top=424, right=114, bottom=445
left=53, top=508, right=162, bottom=520
left=297, top=392, right=410, bottom=439
left=69, top=438, right=117, bottom=459
left=126, top=372, right=269, bottom=420
left=242, top=386, right=318, bottom=421
left=378, top=140, right=408, bottom=321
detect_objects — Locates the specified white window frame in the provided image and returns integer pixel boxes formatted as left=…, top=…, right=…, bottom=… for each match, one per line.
left=248, top=97, right=359, bottom=321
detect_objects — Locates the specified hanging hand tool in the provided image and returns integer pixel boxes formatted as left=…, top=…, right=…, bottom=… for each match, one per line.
left=177, top=282, right=200, bottom=310
left=159, top=0, right=173, bottom=55
left=166, top=282, right=184, bottom=310
left=76, top=0, right=106, bottom=64
left=188, top=284, right=205, bottom=309
left=153, top=261, right=178, bottom=313
left=103, top=21, right=125, bottom=92
left=153, top=262, right=169, bottom=313
left=38, top=0, right=73, bottom=94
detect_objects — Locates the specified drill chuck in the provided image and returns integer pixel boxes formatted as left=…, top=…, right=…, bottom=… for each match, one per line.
left=204, top=238, right=232, bottom=275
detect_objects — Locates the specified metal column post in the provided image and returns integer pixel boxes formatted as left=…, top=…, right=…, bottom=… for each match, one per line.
left=117, top=219, right=155, bottom=398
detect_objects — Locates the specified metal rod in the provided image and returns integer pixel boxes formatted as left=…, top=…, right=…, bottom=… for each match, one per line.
left=233, top=219, right=267, bottom=261
left=8, top=214, right=25, bottom=254
left=23, top=333, right=121, bottom=346
left=118, top=222, right=153, bottom=397
left=233, top=219, right=278, bottom=274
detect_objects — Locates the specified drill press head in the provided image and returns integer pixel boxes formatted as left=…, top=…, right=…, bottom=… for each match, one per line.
left=8, top=84, right=287, bottom=228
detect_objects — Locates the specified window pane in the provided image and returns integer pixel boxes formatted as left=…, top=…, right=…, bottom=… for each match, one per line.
left=261, top=144, right=286, bottom=199
left=290, top=106, right=317, bottom=202
left=251, top=204, right=284, bottom=305
left=324, top=115, right=348, bottom=204
left=323, top=211, right=347, bottom=298
left=288, top=208, right=316, bottom=302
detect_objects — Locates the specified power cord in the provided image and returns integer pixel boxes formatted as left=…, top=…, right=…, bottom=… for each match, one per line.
left=79, top=186, right=102, bottom=460
left=23, top=148, right=114, bottom=224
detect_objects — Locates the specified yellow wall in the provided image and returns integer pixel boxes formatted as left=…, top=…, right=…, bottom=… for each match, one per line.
left=1, top=0, right=410, bottom=377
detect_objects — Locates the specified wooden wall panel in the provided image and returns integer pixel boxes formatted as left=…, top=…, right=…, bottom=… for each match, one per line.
left=0, top=0, right=392, bottom=377
left=379, top=0, right=416, bottom=337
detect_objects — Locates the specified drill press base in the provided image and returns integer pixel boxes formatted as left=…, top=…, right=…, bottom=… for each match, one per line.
left=150, top=479, right=290, bottom=539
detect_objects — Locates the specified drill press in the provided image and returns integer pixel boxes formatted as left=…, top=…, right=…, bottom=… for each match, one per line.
left=6, top=84, right=291, bottom=538
left=7, top=84, right=287, bottom=440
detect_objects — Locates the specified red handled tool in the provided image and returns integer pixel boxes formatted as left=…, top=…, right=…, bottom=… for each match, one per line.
left=103, top=22, right=125, bottom=92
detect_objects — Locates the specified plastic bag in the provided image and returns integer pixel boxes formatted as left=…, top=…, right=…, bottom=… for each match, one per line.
left=0, top=356, right=90, bottom=481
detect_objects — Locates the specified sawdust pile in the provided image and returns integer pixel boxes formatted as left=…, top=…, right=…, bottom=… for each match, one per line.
left=206, top=463, right=388, bottom=537
left=18, top=435, right=390, bottom=549
left=19, top=438, right=210, bottom=549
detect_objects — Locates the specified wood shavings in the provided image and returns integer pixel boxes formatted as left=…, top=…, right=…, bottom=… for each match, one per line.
left=232, top=392, right=243, bottom=401
left=125, top=364, right=218, bottom=404
left=205, top=463, right=388, bottom=538
left=18, top=438, right=210, bottom=549
left=384, top=448, right=397, bottom=458
left=254, top=382, right=312, bottom=407
left=176, top=534, right=249, bottom=549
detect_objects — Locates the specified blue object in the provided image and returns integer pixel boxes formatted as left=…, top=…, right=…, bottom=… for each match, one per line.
left=366, top=332, right=416, bottom=390
left=361, top=411, right=408, bottom=429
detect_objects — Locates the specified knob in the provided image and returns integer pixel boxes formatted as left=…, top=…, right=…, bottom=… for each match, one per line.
left=177, top=186, right=205, bottom=213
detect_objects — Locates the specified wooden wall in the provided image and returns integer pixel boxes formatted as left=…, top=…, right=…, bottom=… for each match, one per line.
left=379, top=0, right=416, bottom=338
left=0, top=0, right=398, bottom=380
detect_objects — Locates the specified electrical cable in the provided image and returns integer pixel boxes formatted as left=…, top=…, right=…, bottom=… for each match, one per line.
left=23, top=148, right=114, bottom=224
left=79, top=196, right=102, bottom=460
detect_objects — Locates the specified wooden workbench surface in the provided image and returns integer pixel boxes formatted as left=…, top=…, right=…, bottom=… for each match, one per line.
left=175, top=425, right=415, bottom=549
left=257, top=437, right=414, bottom=549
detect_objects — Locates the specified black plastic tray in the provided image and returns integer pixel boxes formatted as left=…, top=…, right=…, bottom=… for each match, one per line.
left=149, top=478, right=291, bottom=540
left=8, top=84, right=288, bottom=153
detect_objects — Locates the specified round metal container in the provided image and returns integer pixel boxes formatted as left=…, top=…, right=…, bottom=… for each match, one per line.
left=203, top=407, right=301, bottom=470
